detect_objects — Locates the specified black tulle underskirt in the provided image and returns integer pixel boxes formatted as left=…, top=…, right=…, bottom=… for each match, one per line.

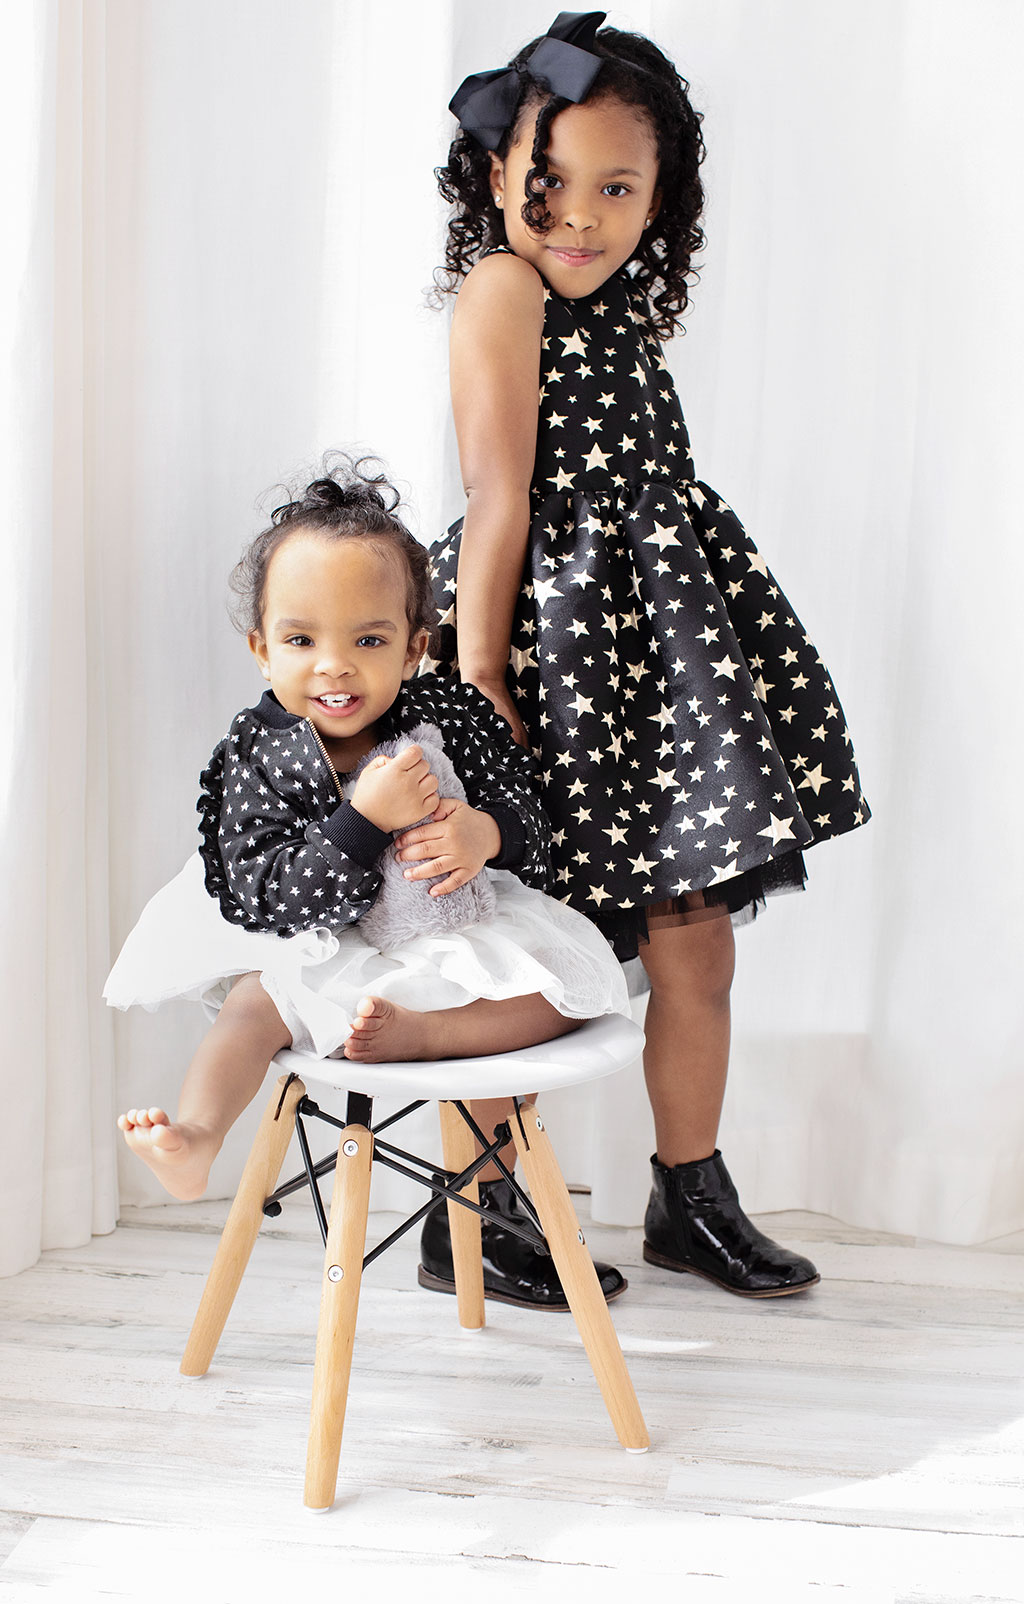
left=591, top=850, right=808, bottom=964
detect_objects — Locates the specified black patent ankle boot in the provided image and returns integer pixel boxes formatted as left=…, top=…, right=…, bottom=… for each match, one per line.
left=643, top=1150, right=819, bottom=1297
left=419, top=1174, right=627, bottom=1310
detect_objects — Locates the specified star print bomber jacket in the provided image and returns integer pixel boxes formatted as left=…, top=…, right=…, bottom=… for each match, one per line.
left=196, top=676, right=551, bottom=937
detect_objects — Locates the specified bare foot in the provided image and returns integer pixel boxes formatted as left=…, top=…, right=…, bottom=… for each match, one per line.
left=117, top=1107, right=218, bottom=1201
left=343, top=996, right=444, bottom=1063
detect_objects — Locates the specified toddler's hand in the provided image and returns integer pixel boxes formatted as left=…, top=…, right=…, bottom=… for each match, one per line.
left=351, top=745, right=440, bottom=833
left=393, top=798, right=501, bottom=896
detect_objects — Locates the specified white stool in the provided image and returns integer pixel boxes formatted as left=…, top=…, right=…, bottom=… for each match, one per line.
left=179, top=1013, right=650, bottom=1509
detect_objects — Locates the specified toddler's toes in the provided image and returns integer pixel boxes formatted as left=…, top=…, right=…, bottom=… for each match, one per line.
left=344, top=997, right=405, bottom=1061
left=352, top=996, right=387, bottom=1033
left=118, top=1106, right=172, bottom=1133
left=342, top=1030, right=373, bottom=1061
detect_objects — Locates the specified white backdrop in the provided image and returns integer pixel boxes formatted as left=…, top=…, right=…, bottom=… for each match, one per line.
left=3, top=0, right=1022, bottom=1276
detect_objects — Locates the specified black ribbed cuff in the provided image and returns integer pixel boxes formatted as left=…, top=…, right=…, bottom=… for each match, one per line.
left=480, top=804, right=526, bottom=870
left=322, top=800, right=391, bottom=868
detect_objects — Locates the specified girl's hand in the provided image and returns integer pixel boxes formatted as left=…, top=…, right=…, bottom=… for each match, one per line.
left=393, top=798, right=501, bottom=895
left=471, top=678, right=530, bottom=750
left=351, top=745, right=440, bottom=833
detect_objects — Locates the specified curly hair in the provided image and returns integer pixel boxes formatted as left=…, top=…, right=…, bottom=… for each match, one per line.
left=231, top=453, right=436, bottom=650
left=434, top=27, right=705, bottom=338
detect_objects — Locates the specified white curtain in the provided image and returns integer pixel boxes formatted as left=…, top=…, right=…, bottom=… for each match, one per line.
left=4, top=0, right=1021, bottom=1275
left=1, top=1, right=118, bottom=1277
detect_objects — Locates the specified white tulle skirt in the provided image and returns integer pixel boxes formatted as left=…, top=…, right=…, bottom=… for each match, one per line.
left=104, top=853, right=629, bottom=1058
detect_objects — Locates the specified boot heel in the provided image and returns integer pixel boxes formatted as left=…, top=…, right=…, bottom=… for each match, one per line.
left=642, top=1240, right=692, bottom=1273
left=416, top=1265, right=456, bottom=1295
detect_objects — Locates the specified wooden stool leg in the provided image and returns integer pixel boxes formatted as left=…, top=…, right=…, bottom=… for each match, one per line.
left=304, top=1121, right=373, bottom=1510
left=510, top=1102, right=649, bottom=1452
left=438, top=1101, right=485, bottom=1330
left=181, top=1072, right=305, bottom=1377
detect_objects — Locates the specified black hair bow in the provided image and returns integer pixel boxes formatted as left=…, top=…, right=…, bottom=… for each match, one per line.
left=449, top=10, right=607, bottom=151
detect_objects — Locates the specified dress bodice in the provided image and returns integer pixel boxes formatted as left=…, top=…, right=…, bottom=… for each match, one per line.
left=532, top=271, right=696, bottom=497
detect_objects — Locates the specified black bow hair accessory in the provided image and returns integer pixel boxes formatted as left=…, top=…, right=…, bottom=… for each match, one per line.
left=449, top=10, right=607, bottom=152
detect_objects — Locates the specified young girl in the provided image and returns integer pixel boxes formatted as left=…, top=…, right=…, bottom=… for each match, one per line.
left=425, top=12, right=870, bottom=1299
left=105, top=460, right=629, bottom=1250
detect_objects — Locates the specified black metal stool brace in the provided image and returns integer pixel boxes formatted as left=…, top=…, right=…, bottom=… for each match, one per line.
left=262, top=1082, right=548, bottom=1267
left=178, top=1017, right=649, bottom=1510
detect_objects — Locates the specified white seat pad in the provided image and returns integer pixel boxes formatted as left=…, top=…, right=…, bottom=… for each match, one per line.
left=274, top=1013, right=643, bottom=1102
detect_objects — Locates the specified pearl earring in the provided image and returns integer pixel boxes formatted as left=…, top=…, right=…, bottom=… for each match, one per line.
left=495, top=193, right=503, bottom=208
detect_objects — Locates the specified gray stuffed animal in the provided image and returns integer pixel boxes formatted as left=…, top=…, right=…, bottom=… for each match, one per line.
left=348, top=722, right=498, bottom=952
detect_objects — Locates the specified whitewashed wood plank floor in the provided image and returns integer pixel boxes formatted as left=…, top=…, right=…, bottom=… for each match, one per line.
left=1, top=1195, right=1022, bottom=1602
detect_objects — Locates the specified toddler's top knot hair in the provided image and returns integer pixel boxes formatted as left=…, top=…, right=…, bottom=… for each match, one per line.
left=230, top=453, right=437, bottom=650
left=271, top=459, right=402, bottom=529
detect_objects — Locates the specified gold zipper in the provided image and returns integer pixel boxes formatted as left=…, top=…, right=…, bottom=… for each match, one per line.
left=305, top=719, right=345, bottom=801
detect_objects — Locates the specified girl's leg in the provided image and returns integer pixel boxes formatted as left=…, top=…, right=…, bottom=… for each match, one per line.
left=639, top=904, right=734, bottom=1164
left=343, top=991, right=578, bottom=1064
left=118, top=973, right=292, bottom=1201
left=466, top=1095, right=529, bottom=1182
left=638, top=904, right=818, bottom=1296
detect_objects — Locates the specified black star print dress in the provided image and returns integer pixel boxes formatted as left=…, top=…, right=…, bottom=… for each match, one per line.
left=428, top=263, right=870, bottom=960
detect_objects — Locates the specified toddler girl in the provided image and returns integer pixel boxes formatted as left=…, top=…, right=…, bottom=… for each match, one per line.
left=106, top=460, right=629, bottom=1216
left=425, top=11, right=870, bottom=1301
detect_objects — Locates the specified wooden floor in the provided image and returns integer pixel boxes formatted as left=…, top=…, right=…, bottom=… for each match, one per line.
left=2, top=1193, right=1022, bottom=1602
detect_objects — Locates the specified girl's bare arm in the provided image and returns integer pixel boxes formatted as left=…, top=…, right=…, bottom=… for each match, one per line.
left=449, top=252, right=545, bottom=742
